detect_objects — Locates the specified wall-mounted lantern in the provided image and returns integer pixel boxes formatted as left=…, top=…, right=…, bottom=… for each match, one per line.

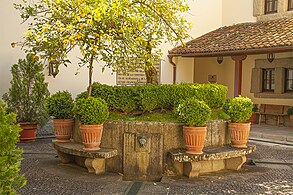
left=48, top=60, right=59, bottom=78
left=217, top=56, right=223, bottom=64
left=267, top=53, right=275, bottom=63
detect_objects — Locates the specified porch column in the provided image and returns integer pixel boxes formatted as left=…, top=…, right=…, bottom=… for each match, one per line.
left=231, top=55, right=247, bottom=97
left=168, top=55, right=177, bottom=84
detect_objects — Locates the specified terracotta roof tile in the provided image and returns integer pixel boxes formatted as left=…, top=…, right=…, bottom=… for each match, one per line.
left=169, top=18, right=293, bottom=56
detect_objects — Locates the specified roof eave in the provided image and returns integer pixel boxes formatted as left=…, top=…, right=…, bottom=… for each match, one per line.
left=168, top=46, right=293, bottom=58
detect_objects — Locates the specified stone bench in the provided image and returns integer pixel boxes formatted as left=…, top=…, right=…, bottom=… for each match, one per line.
left=258, top=104, right=289, bottom=126
left=53, top=142, right=118, bottom=174
left=168, top=145, right=256, bottom=178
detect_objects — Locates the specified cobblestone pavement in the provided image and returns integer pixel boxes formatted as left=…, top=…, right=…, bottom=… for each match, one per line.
left=17, top=139, right=293, bottom=195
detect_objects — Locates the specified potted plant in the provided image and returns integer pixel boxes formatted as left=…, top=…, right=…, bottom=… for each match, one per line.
left=177, top=97, right=212, bottom=154
left=46, top=91, right=75, bottom=142
left=287, top=106, right=293, bottom=128
left=2, top=54, right=49, bottom=142
left=73, top=97, right=109, bottom=151
left=223, top=96, right=253, bottom=148
left=248, top=104, right=258, bottom=124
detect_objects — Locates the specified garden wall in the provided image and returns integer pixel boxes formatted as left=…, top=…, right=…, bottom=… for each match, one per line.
left=73, top=120, right=230, bottom=180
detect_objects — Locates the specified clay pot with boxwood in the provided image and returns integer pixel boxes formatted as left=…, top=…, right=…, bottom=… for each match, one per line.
left=248, top=104, right=258, bottom=124
left=2, top=54, right=49, bottom=142
left=46, top=91, right=75, bottom=142
left=223, top=96, right=253, bottom=148
left=287, top=106, right=293, bottom=128
left=73, top=97, right=109, bottom=151
left=177, top=97, right=212, bottom=154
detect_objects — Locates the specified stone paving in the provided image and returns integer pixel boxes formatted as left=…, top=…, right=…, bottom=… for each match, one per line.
left=17, top=139, right=293, bottom=195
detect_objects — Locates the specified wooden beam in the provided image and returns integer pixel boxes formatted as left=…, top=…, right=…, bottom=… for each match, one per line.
left=231, top=55, right=247, bottom=97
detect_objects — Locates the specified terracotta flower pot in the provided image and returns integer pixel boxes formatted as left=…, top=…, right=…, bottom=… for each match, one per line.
left=80, top=124, right=103, bottom=151
left=229, top=122, right=251, bottom=148
left=19, top=122, right=37, bottom=142
left=53, top=119, right=74, bottom=142
left=183, top=126, right=207, bottom=154
left=248, top=112, right=258, bottom=124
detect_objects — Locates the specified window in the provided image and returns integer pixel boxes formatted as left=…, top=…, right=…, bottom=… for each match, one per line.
left=265, top=0, right=278, bottom=14
left=262, top=68, right=275, bottom=91
left=289, top=0, right=293, bottom=11
left=285, top=68, right=293, bottom=92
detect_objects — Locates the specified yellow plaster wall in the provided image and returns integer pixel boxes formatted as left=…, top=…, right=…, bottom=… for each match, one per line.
left=192, top=53, right=293, bottom=106
left=176, top=57, right=194, bottom=83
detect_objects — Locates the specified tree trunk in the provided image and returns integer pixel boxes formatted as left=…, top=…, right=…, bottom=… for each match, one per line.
left=88, top=54, right=95, bottom=97
left=145, top=38, right=158, bottom=85
left=145, top=63, right=158, bottom=84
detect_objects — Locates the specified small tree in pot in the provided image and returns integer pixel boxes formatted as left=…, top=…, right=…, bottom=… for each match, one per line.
left=223, top=96, right=253, bottom=148
left=73, top=97, right=109, bottom=151
left=46, top=91, right=75, bottom=142
left=287, top=106, right=293, bottom=128
left=2, top=54, right=49, bottom=142
left=177, top=97, right=212, bottom=154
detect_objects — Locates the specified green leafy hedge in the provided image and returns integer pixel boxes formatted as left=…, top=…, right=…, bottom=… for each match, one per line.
left=0, top=99, right=26, bottom=194
left=222, top=96, right=253, bottom=123
left=177, top=97, right=211, bottom=127
left=46, top=91, right=74, bottom=119
left=73, top=97, right=109, bottom=124
left=77, top=83, right=228, bottom=113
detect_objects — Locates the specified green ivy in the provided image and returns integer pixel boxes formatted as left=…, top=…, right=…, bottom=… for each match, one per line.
left=177, top=97, right=211, bottom=127
left=222, top=96, right=253, bottom=123
left=0, top=99, right=26, bottom=194
left=46, top=91, right=74, bottom=119
left=73, top=97, right=109, bottom=124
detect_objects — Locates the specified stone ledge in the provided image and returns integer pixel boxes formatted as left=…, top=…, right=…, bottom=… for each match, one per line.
left=53, top=141, right=118, bottom=159
left=169, top=145, right=256, bottom=163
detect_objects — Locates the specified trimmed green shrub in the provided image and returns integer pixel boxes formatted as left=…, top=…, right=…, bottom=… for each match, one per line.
left=46, top=91, right=74, bottom=119
left=194, top=83, right=228, bottom=109
left=222, top=96, right=253, bottom=123
left=73, top=97, right=109, bottom=124
left=287, top=106, right=293, bottom=115
left=0, top=99, right=26, bottom=194
left=111, top=86, right=139, bottom=113
left=2, top=54, right=49, bottom=127
left=77, top=83, right=228, bottom=113
left=138, top=85, right=159, bottom=112
left=177, top=97, right=212, bottom=127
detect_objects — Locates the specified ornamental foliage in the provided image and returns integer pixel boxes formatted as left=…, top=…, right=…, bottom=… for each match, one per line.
left=73, top=97, right=109, bottom=125
left=177, top=97, right=212, bottom=127
left=222, top=96, right=253, bottom=123
left=77, top=83, right=228, bottom=113
left=0, top=99, right=26, bottom=194
left=2, top=54, right=49, bottom=127
left=15, top=0, right=191, bottom=95
left=46, top=91, right=75, bottom=119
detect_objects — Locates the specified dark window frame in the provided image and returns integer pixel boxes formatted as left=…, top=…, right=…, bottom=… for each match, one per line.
left=285, top=68, right=293, bottom=92
left=289, top=0, right=293, bottom=11
left=265, top=0, right=278, bottom=14
left=262, top=68, right=275, bottom=92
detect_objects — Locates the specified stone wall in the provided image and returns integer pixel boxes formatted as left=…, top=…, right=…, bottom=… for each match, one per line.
left=253, top=0, right=293, bottom=21
left=72, top=120, right=229, bottom=176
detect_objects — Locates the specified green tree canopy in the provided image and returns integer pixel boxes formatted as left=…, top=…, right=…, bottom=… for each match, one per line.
left=15, top=0, right=191, bottom=95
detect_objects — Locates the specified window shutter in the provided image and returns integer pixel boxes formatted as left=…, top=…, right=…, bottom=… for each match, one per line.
left=251, top=68, right=262, bottom=93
